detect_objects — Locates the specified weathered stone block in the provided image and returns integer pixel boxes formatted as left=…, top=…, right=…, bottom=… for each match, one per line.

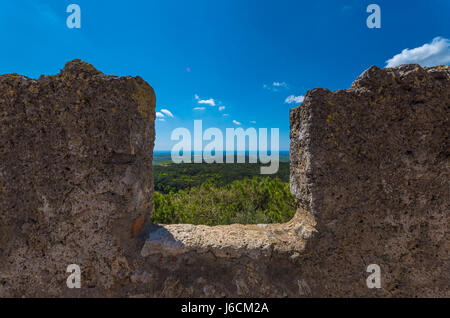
left=0, top=60, right=155, bottom=297
left=290, top=64, right=449, bottom=297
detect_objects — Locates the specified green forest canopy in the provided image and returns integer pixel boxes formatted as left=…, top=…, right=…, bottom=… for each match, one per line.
left=152, top=162, right=296, bottom=225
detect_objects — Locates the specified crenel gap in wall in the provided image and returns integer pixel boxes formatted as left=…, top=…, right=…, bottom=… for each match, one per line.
left=151, top=152, right=297, bottom=225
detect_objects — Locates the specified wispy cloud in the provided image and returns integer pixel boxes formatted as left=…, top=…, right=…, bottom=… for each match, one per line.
left=218, top=106, right=226, bottom=111
left=264, top=81, right=288, bottom=92
left=157, top=118, right=166, bottom=122
left=28, top=0, right=62, bottom=25
left=285, top=95, right=305, bottom=104
left=274, top=82, right=287, bottom=87
left=386, top=37, right=450, bottom=68
left=193, top=107, right=206, bottom=111
left=250, top=121, right=256, bottom=124
left=233, top=120, right=242, bottom=125
left=160, top=109, right=174, bottom=117
left=195, top=94, right=216, bottom=106
left=156, top=112, right=165, bottom=118
left=198, top=98, right=216, bottom=106
left=223, top=114, right=229, bottom=117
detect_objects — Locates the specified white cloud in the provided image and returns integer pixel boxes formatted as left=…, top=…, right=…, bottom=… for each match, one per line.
left=250, top=121, right=256, bottom=124
left=273, top=82, right=287, bottom=87
left=386, top=37, right=450, bottom=68
left=160, top=109, right=174, bottom=118
left=232, top=120, right=242, bottom=125
left=193, top=107, right=206, bottom=111
left=285, top=95, right=305, bottom=104
left=218, top=106, right=226, bottom=111
left=156, top=112, right=165, bottom=118
left=157, top=118, right=166, bottom=122
left=198, top=98, right=216, bottom=106
left=194, top=94, right=216, bottom=106
left=264, top=81, right=288, bottom=92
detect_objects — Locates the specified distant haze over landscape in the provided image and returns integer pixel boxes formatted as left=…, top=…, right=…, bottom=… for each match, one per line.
left=153, top=150, right=290, bottom=165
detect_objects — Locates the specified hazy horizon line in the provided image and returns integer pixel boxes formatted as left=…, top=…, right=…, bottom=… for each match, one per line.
left=154, top=150, right=290, bottom=153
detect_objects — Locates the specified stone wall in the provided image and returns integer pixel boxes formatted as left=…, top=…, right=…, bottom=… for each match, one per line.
left=0, top=61, right=448, bottom=297
left=0, top=60, right=155, bottom=297
left=290, top=64, right=449, bottom=297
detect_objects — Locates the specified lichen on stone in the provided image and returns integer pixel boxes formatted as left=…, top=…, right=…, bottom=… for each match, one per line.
left=132, top=79, right=156, bottom=120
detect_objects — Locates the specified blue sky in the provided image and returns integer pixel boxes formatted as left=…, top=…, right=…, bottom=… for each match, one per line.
left=0, top=0, right=448, bottom=150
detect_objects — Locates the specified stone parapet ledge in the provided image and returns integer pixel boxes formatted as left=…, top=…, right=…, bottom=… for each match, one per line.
left=141, top=209, right=316, bottom=260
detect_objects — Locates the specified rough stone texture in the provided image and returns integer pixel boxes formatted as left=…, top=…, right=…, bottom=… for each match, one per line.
left=141, top=215, right=314, bottom=259
left=290, top=64, right=449, bottom=297
left=0, top=62, right=448, bottom=298
left=0, top=60, right=155, bottom=297
left=134, top=210, right=316, bottom=297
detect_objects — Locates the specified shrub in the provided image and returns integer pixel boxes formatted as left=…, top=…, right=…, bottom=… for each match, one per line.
left=151, top=176, right=296, bottom=225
